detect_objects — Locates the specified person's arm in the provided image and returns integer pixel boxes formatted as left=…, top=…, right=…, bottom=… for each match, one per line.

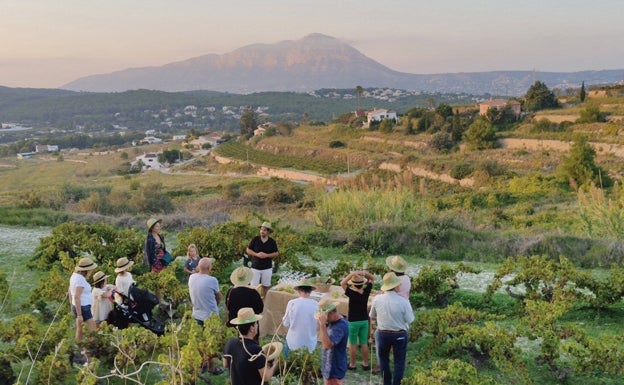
left=363, top=271, right=375, bottom=284
left=317, top=313, right=334, bottom=350
left=259, top=359, right=278, bottom=382
left=183, top=259, right=194, bottom=274
left=74, top=286, right=84, bottom=320
left=215, top=290, right=222, bottom=306
left=340, top=272, right=354, bottom=291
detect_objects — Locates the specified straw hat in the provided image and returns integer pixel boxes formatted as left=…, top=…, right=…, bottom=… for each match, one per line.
left=230, top=266, right=254, bottom=287
left=115, top=257, right=134, bottom=273
left=317, top=297, right=339, bottom=313
left=262, top=342, right=283, bottom=362
left=380, top=272, right=402, bottom=291
left=146, top=218, right=162, bottom=230
left=386, top=255, right=407, bottom=273
left=294, top=278, right=316, bottom=291
left=75, top=257, right=97, bottom=272
left=92, top=271, right=109, bottom=285
left=348, top=274, right=368, bottom=286
left=258, top=221, right=273, bottom=233
left=230, top=307, right=263, bottom=325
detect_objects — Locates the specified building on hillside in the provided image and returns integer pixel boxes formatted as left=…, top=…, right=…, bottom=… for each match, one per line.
left=364, top=108, right=398, bottom=128
left=17, top=152, right=36, bottom=159
left=479, top=99, right=521, bottom=118
left=187, top=132, right=225, bottom=150
left=35, top=144, right=59, bottom=153
left=134, top=152, right=163, bottom=171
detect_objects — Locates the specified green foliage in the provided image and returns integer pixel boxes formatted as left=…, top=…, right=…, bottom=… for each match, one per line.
left=281, top=347, right=321, bottom=385
left=523, top=81, right=559, bottom=111
left=463, top=117, right=496, bottom=150
left=577, top=105, right=605, bottom=123
left=131, top=182, right=175, bottom=214
left=412, top=263, right=481, bottom=307
left=557, top=135, right=611, bottom=188
left=240, top=106, right=258, bottom=136
left=449, top=162, right=474, bottom=180
left=404, top=359, right=498, bottom=385
left=580, top=81, right=586, bottom=102
left=578, top=183, right=624, bottom=240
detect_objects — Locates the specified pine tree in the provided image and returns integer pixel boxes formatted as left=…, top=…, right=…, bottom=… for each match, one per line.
left=580, top=81, right=586, bottom=102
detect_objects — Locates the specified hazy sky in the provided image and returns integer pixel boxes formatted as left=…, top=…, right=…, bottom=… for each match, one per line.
left=2, top=0, right=622, bottom=88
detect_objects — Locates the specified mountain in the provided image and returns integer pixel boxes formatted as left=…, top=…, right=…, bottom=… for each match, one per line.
left=63, top=33, right=624, bottom=96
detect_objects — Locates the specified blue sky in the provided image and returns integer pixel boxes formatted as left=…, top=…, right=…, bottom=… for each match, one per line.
left=1, top=0, right=622, bottom=88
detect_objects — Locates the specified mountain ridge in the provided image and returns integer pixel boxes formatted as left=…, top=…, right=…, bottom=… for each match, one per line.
left=62, top=34, right=624, bottom=96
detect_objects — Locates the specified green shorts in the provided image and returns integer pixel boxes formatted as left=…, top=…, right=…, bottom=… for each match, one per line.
left=348, top=319, right=369, bottom=345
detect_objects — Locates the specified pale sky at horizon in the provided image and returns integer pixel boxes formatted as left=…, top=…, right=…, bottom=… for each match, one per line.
left=1, top=0, right=623, bottom=89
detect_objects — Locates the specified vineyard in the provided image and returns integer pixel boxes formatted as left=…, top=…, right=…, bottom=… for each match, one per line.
left=214, top=141, right=348, bottom=175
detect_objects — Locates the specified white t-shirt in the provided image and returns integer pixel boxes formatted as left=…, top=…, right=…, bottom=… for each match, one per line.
left=115, top=272, right=135, bottom=304
left=92, top=285, right=113, bottom=322
left=69, top=272, right=92, bottom=307
left=282, top=297, right=319, bottom=352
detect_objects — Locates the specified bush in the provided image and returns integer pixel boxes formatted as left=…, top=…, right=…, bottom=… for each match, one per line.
left=450, top=163, right=474, bottom=180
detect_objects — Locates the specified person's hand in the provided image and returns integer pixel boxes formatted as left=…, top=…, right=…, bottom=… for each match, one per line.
left=316, top=312, right=327, bottom=324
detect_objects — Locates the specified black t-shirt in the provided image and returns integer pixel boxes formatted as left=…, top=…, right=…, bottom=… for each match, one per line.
left=224, top=337, right=267, bottom=385
left=247, top=236, right=278, bottom=270
left=344, top=283, right=373, bottom=321
left=226, top=286, right=264, bottom=326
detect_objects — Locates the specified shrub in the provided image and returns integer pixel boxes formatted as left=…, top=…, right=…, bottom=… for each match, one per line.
left=449, top=163, right=474, bottom=180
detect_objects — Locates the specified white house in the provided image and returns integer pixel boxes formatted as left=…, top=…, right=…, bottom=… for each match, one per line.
left=134, top=152, right=163, bottom=171
left=365, top=109, right=398, bottom=128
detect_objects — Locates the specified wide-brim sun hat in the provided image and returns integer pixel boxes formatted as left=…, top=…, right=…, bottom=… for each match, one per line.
left=75, top=257, right=97, bottom=272
left=262, top=342, right=283, bottom=362
left=386, top=255, right=407, bottom=273
left=317, top=298, right=339, bottom=314
left=230, top=266, right=254, bottom=286
left=294, top=277, right=316, bottom=291
left=348, top=274, right=368, bottom=286
left=92, top=271, right=109, bottom=285
left=146, top=218, right=162, bottom=230
left=380, top=272, right=402, bottom=291
left=115, top=257, right=135, bottom=273
left=258, top=221, right=273, bottom=233
left=230, top=307, right=263, bottom=325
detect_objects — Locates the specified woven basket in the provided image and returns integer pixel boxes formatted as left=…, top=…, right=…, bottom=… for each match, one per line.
left=312, top=277, right=335, bottom=293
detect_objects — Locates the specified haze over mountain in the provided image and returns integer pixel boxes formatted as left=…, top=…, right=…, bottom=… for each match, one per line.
left=63, top=34, right=623, bottom=96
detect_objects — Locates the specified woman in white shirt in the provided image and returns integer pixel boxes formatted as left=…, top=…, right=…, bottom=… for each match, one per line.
left=69, top=257, right=98, bottom=340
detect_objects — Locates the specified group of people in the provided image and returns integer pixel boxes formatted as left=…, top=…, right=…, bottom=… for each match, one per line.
left=68, top=217, right=415, bottom=385
left=68, top=255, right=136, bottom=342
left=275, top=254, right=413, bottom=385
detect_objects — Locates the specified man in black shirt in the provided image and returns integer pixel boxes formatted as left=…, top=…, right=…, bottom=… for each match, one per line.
left=340, top=270, right=375, bottom=371
left=246, top=221, right=279, bottom=298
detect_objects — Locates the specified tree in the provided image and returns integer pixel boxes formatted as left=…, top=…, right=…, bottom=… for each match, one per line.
left=523, top=81, right=559, bottom=111
left=463, top=117, right=496, bottom=150
left=355, top=85, right=363, bottom=110
left=379, top=118, right=394, bottom=133
left=577, top=105, right=605, bottom=123
left=557, top=134, right=611, bottom=188
left=239, top=106, right=257, bottom=137
left=580, top=81, right=586, bottom=102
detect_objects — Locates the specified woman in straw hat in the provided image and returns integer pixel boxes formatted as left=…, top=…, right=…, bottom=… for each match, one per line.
left=385, top=255, right=410, bottom=300
left=340, top=270, right=375, bottom=371
left=369, top=272, right=414, bottom=385
left=282, top=277, right=319, bottom=357
left=144, top=218, right=168, bottom=273
left=225, top=266, right=263, bottom=329
left=91, top=271, right=115, bottom=325
left=223, top=308, right=279, bottom=385
left=114, top=257, right=136, bottom=304
left=68, top=257, right=98, bottom=340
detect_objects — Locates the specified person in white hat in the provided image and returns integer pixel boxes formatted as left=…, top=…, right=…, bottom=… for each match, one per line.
left=225, top=266, right=263, bottom=331
left=369, top=272, right=414, bottom=385
left=245, top=221, right=279, bottom=298
left=386, top=255, right=410, bottom=300
left=223, top=307, right=278, bottom=385
left=68, top=257, right=98, bottom=340
left=114, top=257, right=136, bottom=304
left=282, top=278, right=318, bottom=357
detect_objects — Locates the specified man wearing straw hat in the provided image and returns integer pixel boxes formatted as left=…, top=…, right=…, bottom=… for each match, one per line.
left=386, top=255, right=411, bottom=300
left=246, top=221, right=279, bottom=298
left=282, top=277, right=319, bottom=357
left=223, top=307, right=279, bottom=385
left=369, top=272, right=414, bottom=385
left=316, top=297, right=349, bottom=385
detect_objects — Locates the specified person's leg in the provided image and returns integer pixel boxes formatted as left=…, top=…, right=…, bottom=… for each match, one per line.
left=358, top=320, right=370, bottom=368
left=250, top=269, right=261, bottom=286
left=375, top=330, right=392, bottom=385
left=391, top=332, right=408, bottom=385
left=260, top=268, right=272, bottom=298
left=348, top=321, right=359, bottom=368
